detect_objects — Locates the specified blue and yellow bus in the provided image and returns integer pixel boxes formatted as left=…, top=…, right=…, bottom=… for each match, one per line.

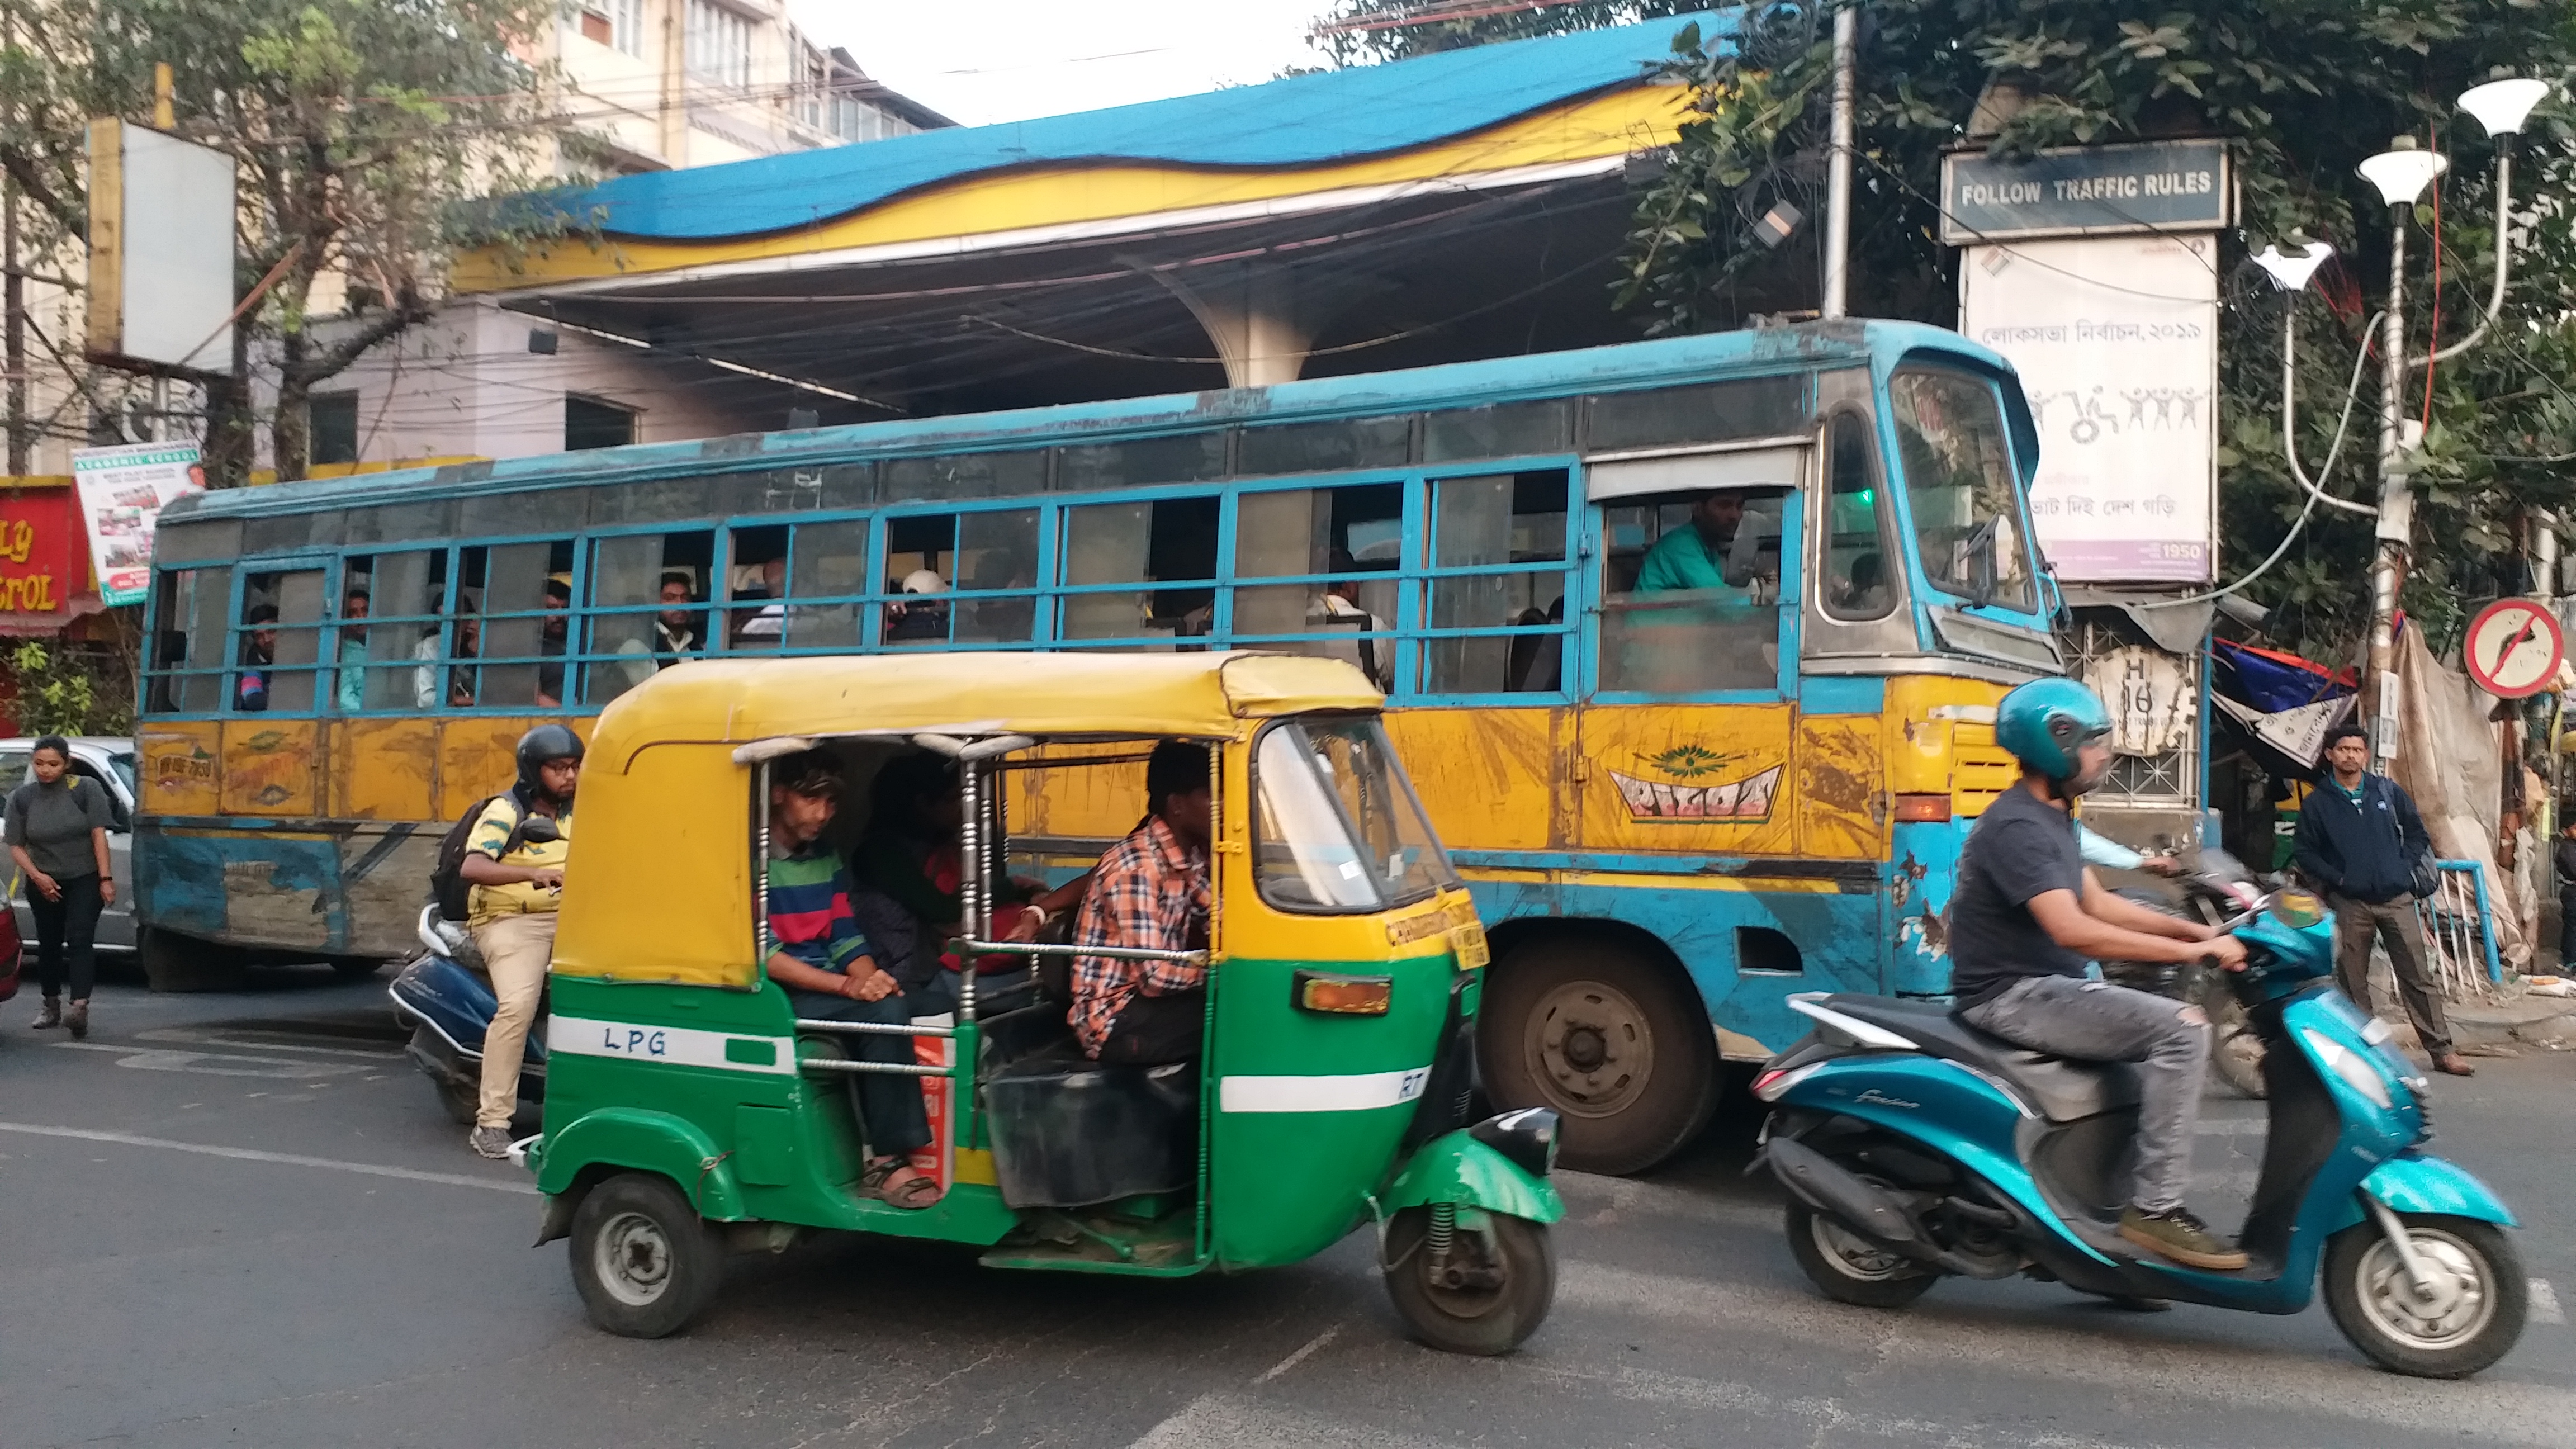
left=135, top=319, right=2058, bottom=1172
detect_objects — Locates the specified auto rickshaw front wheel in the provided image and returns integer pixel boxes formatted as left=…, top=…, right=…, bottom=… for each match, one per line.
left=569, top=1172, right=726, bottom=1338
left=1380, top=1207, right=1555, bottom=1356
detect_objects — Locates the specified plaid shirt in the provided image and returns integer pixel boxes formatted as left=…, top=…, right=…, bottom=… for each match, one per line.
left=1069, top=816, right=1209, bottom=1057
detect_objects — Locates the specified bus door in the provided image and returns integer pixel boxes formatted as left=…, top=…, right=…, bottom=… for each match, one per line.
left=1577, top=444, right=1873, bottom=1043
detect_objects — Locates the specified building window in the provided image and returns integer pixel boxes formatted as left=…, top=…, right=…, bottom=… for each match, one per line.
left=576, top=7, right=612, bottom=45
left=795, top=44, right=827, bottom=130
left=309, top=392, right=361, bottom=467
left=565, top=395, right=637, bottom=452
left=685, top=0, right=751, bottom=89
left=610, top=0, right=643, bottom=55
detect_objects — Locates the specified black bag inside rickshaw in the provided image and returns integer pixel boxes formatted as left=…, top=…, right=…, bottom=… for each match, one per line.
left=983, top=1039, right=1196, bottom=1209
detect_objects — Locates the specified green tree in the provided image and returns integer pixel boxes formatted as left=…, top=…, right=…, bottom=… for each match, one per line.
left=0, top=0, right=579, bottom=484
left=8, top=637, right=129, bottom=737
left=1344, top=0, right=2576, bottom=666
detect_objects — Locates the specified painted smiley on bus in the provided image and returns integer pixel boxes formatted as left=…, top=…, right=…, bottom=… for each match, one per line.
left=1608, top=759, right=1783, bottom=823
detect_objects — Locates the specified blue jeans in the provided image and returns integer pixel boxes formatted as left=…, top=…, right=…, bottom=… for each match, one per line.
left=1960, top=976, right=2209, bottom=1214
left=787, top=988, right=931, bottom=1157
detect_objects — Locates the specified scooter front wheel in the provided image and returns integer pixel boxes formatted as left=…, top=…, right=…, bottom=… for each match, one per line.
left=2323, top=1214, right=2526, bottom=1378
left=1381, top=1208, right=1555, bottom=1356
left=1785, top=1202, right=1936, bottom=1309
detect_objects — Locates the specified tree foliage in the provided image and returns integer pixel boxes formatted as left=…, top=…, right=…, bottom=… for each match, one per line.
left=0, top=0, right=576, bottom=482
left=1338, top=0, right=2576, bottom=666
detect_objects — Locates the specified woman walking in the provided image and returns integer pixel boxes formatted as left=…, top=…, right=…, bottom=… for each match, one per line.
left=8, top=736, right=116, bottom=1039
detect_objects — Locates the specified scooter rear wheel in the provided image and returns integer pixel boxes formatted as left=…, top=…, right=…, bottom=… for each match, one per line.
left=1785, top=1202, right=1936, bottom=1309
left=2323, top=1214, right=2526, bottom=1379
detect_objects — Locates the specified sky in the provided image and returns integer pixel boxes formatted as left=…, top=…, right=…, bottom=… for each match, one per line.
left=785, top=0, right=1346, bottom=127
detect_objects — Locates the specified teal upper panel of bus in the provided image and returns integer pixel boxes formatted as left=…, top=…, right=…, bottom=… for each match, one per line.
left=514, top=11, right=1732, bottom=242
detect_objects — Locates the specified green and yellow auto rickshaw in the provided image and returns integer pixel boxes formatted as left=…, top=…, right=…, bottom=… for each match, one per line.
left=526, top=652, right=1560, bottom=1354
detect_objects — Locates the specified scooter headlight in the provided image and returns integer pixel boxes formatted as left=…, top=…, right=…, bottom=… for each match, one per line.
left=2301, top=1028, right=2395, bottom=1110
left=2271, top=890, right=2326, bottom=929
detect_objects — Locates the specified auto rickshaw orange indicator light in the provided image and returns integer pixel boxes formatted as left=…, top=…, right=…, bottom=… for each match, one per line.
left=1893, top=793, right=1952, bottom=822
left=1296, top=971, right=1394, bottom=1015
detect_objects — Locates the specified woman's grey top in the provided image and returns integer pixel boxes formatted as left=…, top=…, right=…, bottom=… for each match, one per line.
left=5, top=775, right=115, bottom=880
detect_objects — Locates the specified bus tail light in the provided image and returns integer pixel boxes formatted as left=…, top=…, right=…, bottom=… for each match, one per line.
left=1892, top=793, right=1952, bottom=822
left=1295, top=971, right=1393, bottom=1015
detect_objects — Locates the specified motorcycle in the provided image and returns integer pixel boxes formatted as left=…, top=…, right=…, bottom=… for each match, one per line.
left=1750, top=851, right=2526, bottom=1379
left=2099, top=887, right=2267, bottom=1100
left=387, top=905, right=545, bottom=1130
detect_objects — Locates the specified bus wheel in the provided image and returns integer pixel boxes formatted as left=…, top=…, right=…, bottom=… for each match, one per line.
left=1381, top=1207, right=1555, bottom=1356
left=1479, top=938, right=1717, bottom=1176
left=569, top=1173, right=725, bottom=1339
left=138, top=927, right=247, bottom=994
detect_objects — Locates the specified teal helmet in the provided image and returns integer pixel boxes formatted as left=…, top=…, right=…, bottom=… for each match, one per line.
left=1995, top=678, right=2113, bottom=794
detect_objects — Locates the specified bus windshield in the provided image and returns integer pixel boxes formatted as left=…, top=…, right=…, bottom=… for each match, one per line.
left=1888, top=368, right=2033, bottom=614
left=1252, top=718, right=1457, bottom=913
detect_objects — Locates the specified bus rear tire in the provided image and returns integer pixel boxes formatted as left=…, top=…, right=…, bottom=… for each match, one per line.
left=1478, top=937, right=1716, bottom=1176
left=138, top=926, right=248, bottom=993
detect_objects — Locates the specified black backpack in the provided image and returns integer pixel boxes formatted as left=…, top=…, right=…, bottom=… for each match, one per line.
left=429, top=792, right=524, bottom=922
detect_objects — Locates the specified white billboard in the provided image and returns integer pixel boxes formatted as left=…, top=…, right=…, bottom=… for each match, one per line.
left=73, top=441, right=204, bottom=607
left=86, top=119, right=237, bottom=373
left=1958, top=234, right=2219, bottom=584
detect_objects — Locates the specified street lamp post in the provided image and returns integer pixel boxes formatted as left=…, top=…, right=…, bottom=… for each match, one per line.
left=2351, top=78, right=2550, bottom=770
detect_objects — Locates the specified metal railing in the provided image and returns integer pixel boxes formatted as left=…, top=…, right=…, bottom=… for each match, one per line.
left=2416, top=859, right=2504, bottom=998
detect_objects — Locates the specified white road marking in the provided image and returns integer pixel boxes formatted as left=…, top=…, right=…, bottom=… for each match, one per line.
left=0, top=1121, right=536, bottom=1195
left=1555, top=1259, right=2576, bottom=1445
left=1252, top=1324, right=1341, bottom=1384
left=51, top=1043, right=367, bottom=1078
left=2534, top=1278, right=2566, bottom=1326
left=1128, top=1393, right=1456, bottom=1449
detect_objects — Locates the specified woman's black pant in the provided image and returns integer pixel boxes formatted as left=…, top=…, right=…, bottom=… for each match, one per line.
left=28, top=873, right=102, bottom=1001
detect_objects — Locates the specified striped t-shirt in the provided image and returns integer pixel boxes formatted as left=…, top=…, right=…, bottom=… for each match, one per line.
left=767, top=845, right=876, bottom=976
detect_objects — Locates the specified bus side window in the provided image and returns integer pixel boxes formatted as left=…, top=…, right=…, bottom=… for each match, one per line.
left=953, top=509, right=1039, bottom=645
left=235, top=569, right=326, bottom=714
left=1059, top=494, right=1218, bottom=648
left=1596, top=485, right=1791, bottom=695
left=584, top=531, right=712, bottom=704
left=148, top=566, right=232, bottom=714
left=1821, top=412, right=1897, bottom=621
left=1422, top=470, right=1569, bottom=696
left=1229, top=483, right=1400, bottom=690
left=352, top=550, right=447, bottom=712
left=475, top=540, right=572, bottom=708
left=783, top=518, right=867, bottom=649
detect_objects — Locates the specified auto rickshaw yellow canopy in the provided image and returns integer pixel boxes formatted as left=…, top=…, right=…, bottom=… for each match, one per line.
left=586, top=651, right=1382, bottom=774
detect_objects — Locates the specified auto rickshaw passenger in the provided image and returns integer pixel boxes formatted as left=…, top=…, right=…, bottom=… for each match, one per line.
left=851, top=752, right=1090, bottom=1014
left=763, top=751, right=939, bottom=1209
left=1069, top=741, right=1213, bottom=1066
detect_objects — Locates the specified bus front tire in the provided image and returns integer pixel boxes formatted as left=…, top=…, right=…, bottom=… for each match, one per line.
left=1381, top=1208, right=1555, bottom=1356
left=569, top=1172, right=726, bottom=1339
left=1478, top=937, right=1717, bottom=1176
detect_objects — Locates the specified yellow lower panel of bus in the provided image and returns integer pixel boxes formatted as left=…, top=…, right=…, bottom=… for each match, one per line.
left=1382, top=707, right=1566, bottom=853
left=220, top=721, right=321, bottom=816
left=1578, top=705, right=1797, bottom=856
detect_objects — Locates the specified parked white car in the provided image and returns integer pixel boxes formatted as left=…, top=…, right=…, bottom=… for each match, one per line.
left=0, top=736, right=139, bottom=952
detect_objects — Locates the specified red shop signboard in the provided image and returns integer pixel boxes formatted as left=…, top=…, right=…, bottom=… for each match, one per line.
left=0, top=489, right=83, bottom=618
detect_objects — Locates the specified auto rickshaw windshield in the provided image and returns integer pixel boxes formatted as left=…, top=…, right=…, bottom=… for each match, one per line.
left=1251, top=717, right=1458, bottom=913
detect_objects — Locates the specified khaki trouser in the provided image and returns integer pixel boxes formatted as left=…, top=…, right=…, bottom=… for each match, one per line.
left=472, top=912, right=557, bottom=1130
left=2329, top=893, right=2452, bottom=1058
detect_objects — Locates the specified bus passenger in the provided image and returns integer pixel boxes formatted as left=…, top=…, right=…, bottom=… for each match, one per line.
left=886, top=569, right=950, bottom=643
left=335, top=587, right=371, bottom=712
left=1315, top=550, right=1388, bottom=690
left=235, top=605, right=280, bottom=712
left=761, top=751, right=939, bottom=1208
left=415, top=617, right=479, bottom=708
left=536, top=578, right=571, bottom=708
left=1635, top=493, right=1757, bottom=599
left=1069, top=741, right=1212, bottom=1066
left=456, top=725, right=579, bottom=1159
left=655, top=572, right=703, bottom=662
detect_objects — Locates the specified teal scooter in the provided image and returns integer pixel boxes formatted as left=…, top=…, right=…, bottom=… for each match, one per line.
left=1751, top=851, right=2526, bottom=1378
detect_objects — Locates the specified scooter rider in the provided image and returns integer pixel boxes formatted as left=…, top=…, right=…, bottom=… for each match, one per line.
left=1949, top=678, right=2251, bottom=1271
left=457, top=724, right=580, bottom=1159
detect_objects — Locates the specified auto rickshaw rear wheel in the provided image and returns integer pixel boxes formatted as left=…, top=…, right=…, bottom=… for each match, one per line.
left=1478, top=937, right=1717, bottom=1175
left=1381, top=1206, right=1555, bottom=1356
left=569, top=1172, right=725, bottom=1338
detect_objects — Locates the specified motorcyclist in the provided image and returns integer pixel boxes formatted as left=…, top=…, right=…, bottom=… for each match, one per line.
left=1948, top=678, right=2251, bottom=1270
left=456, top=724, right=580, bottom=1159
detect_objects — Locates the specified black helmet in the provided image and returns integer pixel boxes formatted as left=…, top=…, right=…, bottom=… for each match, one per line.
left=515, top=724, right=585, bottom=793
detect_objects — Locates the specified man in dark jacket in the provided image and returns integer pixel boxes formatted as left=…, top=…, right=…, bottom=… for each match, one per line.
left=2555, top=817, right=2576, bottom=969
left=2293, top=725, right=2470, bottom=1076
